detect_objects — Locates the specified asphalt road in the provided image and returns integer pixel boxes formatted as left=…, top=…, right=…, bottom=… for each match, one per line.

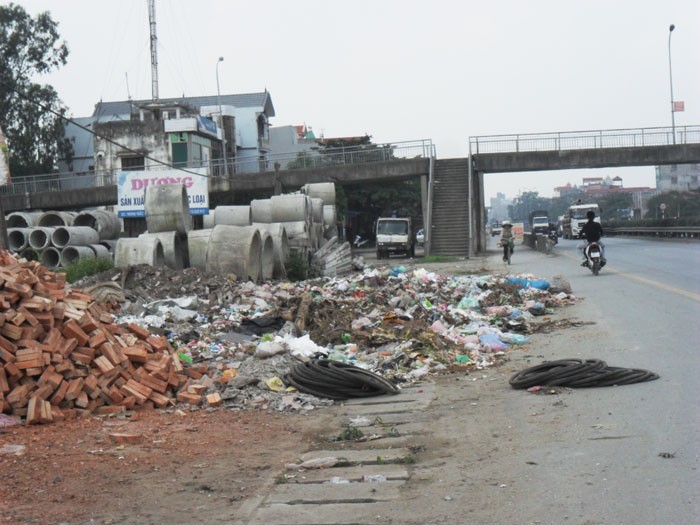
left=471, top=236, right=700, bottom=525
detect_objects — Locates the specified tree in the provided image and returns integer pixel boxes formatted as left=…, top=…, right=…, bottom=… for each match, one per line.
left=507, top=191, right=551, bottom=223
left=0, top=3, right=72, bottom=177
left=645, top=190, right=700, bottom=220
left=596, top=192, right=633, bottom=220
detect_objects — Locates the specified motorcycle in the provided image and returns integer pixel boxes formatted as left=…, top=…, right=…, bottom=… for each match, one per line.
left=548, top=228, right=558, bottom=245
left=582, top=241, right=605, bottom=275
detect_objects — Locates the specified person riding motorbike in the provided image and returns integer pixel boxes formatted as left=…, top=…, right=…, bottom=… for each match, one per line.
left=580, top=210, right=606, bottom=267
left=499, top=221, right=515, bottom=262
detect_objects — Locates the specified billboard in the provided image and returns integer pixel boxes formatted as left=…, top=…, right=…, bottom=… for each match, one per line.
left=117, top=168, right=209, bottom=218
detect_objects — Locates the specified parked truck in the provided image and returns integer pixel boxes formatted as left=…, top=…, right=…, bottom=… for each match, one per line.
left=562, top=203, right=600, bottom=239
left=376, top=217, right=414, bottom=259
left=528, top=210, right=550, bottom=235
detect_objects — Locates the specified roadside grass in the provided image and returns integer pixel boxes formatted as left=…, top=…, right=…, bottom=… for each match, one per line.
left=61, top=258, right=114, bottom=283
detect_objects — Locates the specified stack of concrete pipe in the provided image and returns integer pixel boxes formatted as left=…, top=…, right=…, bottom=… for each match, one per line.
left=5, top=209, right=120, bottom=267
left=111, top=180, right=350, bottom=279
left=115, top=184, right=190, bottom=270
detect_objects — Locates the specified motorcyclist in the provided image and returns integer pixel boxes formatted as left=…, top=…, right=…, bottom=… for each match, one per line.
left=500, top=220, right=514, bottom=261
left=580, top=210, right=606, bottom=266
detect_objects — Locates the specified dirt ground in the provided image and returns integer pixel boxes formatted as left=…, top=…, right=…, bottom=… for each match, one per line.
left=0, top=406, right=330, bottom=524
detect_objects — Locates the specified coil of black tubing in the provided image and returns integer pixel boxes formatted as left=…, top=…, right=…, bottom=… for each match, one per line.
left=284, top=359, right=401, bottom=400
left=509, top=359, right=659, bottom=389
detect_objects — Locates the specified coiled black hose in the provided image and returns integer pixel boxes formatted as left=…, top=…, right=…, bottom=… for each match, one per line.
left=284, top=359, right=401, bottom=400
left=509, top=358, right=659, bottom=389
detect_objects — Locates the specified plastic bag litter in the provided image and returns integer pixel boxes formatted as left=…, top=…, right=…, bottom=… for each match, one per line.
left=275, top=334, right=328, bottom=358
left=479, top=332, right=509, bottom=352
left=351, top=317, right=374, bottom=331
left=363, top=474, right=387, bottom=483
left=457, top=296, right=480, bottom=311
left=254, top=341, right=286, bottom=358
left=506, top=277, right=550, bottom=290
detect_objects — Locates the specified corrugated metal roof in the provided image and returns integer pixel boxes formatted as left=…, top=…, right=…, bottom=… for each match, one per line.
left=92, top=91, right=275, bottom=118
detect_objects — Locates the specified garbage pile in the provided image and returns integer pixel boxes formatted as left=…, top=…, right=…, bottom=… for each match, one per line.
left=73, top=263, right=577, bottom=413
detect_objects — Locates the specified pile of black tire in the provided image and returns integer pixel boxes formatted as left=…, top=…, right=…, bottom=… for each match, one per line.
left=509, top=358, right=659, bottom=389
left=285, top=359, right=401, bottom=400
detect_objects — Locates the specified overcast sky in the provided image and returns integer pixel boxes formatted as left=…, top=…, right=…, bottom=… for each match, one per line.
left=17, top=0, right=700, bottom=200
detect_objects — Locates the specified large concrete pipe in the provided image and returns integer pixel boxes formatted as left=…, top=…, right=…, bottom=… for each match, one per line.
left=28, top=227, right=56, bottom=250
left=37, top=211, right=77, bottom=227
left=214, top=205, right=252, bottom=226
left=187, top=229, right=213, bottom=271
left=73, top=210, right=121, bottom=240
left=61, top=246, right=96, bottom=267
left=253, top=223, right=289, bottom=279
left=52, top=226, right=100, bottom=248
left=138, top=232, right=188, bottom=270
left=205, top=225, right=261, bottom=282
left=19, top=247, right=40, bottom=261
left=270, top=194, right=311, bottom=223
left=250, top=199, right=273, bottom=223
left=259, top=230, right=275, bottom=281
left=203, top=210, right=216, bottom=229
left=144, top=183, right=192, bottom=235
left=310, top=198, right=324, bottom=225
left=302, top=182, right=336, bottom=205
left=6, top=212, right=42, bottom=228
left=114, top=237, right=165, bottom=268
left=99, top=239, right=118, bottom=253
left=8, top=228, right=31, bottom=252
left=40, top=247, right=62, bottom=269
left=323, top=205, right=338, bottom=239
left=276, top=221, right=308, bottom=240
left=88, top=244, right=112, bottom=260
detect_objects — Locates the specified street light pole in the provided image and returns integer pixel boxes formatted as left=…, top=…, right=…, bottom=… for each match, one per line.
left=216, top=56, right=228, bottom=175
left=668, top=24, right=676, bottom=145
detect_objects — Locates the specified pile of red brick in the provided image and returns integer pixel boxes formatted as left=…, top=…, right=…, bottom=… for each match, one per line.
left=0, top=250, right=218, bottom=424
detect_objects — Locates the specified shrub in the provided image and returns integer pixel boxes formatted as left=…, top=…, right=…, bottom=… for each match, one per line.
left=285, top=252, right=309, bottom=281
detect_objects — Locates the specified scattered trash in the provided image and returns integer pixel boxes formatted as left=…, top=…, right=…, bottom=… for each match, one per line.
left=285, top=457, right=338, bottom=470
left=0, top=444, right=26, bottom=456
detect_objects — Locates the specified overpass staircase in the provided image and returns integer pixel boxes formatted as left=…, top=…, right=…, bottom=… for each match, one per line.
left=429, top=158, right=470, bottom=257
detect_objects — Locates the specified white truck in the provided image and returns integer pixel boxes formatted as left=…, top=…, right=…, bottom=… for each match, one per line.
left=376, top=217, right=414, bottom=259
left=563, top=203, right=600, bottom=239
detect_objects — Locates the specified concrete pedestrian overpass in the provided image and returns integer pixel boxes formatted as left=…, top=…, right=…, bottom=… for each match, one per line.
left=2, top=126, right=699, bottom=257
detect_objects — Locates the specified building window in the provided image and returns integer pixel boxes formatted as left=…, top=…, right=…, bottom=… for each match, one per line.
left=671, top=176, right=678, bottom=184
left=122, top=156, right=145, bottom=171
left=671, top=164, right=677, bottom=171
left=691, top=175, right=698, bottom=183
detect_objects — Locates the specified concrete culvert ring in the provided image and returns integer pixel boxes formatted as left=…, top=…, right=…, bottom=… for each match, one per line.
left=73, top=210, right=121, bottom=240
left=6, top=212, right=42, bottom=228
left=145, top=183, right=192, bottom=235
left=61, top=246, right=96, bottom=267
left=52, top=226, right=100, bottom=248
left=205, top=225, right=261, bottom=281
left=37, top=211, right=76, bottom=227
left=114, top=237, right=165, bottom=268
left=40, top=247, right=62, bottom=268
left=8, top=228, right=31, bottom=252
left=28, top=227, right=56, bottom=250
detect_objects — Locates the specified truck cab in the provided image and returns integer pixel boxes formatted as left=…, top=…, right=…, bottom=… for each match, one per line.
left=376, top=217, right=414, bottom=259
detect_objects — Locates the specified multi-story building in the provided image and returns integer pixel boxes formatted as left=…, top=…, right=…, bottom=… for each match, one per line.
left=655, top=163, right=700, bottom=191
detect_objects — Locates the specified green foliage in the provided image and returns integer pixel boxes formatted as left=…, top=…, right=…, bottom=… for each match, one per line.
left=61, top=257, right=114, bottom=283
left=507, top=191, right=552, bottom=223
left=285, top=252, right=309, bottom=281
left=334, top=423, right=364, bottom=442
left=421, top=255, right=457, bottom=263
left=596, top=192, right=633, bottom=220
left=0, top=3, right=72, bottom=176
left=644, top=191, right=700, bottom=220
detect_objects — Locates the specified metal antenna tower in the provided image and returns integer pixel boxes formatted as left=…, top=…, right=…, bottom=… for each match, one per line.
left=148, top=0, right=159, bottom=101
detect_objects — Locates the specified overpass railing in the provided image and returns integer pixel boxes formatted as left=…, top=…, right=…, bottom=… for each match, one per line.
left=469, top=125, right=700, bottom=154
left=0, top=139, right=435, bottom=196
